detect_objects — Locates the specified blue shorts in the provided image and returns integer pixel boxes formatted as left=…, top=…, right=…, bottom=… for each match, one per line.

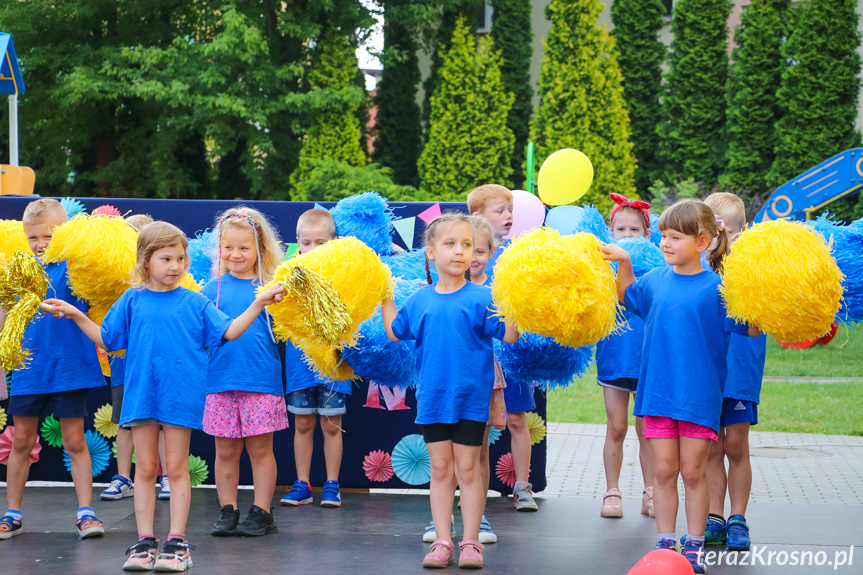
left=503, top=380, right=536, bottom=414
left=287, top=384, right=347, bottom=416
left=597, top=377, right=639, bottom=393
left=124, top=419, right=185, bottom=429
left=720, top=398, right=758, bottom=427
left=7, top=389, right=90, bottom=419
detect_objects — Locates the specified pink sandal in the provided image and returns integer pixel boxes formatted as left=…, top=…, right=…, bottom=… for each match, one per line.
left=458, top=539, right=484, bottom=569
left=423, top=539, right=454, bottom=568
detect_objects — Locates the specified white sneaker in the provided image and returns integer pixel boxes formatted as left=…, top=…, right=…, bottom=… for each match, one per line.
left=158, top=474, right=171, bottom=501
left=100, top=474, right=134, bottom=501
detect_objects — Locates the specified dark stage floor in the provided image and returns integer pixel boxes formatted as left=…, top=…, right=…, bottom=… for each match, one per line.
left=0, top=487, right=860, bottom=574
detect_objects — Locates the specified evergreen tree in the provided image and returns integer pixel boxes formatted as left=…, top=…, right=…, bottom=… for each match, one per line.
left=290, top=25, right=368, bottom=199
left=418, top=17, right=515, bottom=200
left=610, top=0, right=665, bottom=194
left=770, top=0, right=862, bottom=186
left=726, top=0, right=788, bottom=198
left=659, top=0, right=732, bottom=185
left=491, top=0, right=533, bottom=189
left=530, top=0, right=637, bottom=212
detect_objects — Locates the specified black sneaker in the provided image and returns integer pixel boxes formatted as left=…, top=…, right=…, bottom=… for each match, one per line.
left=211, top=504, right=240, bottom=536
left=234, top=505, right=278, bottom=537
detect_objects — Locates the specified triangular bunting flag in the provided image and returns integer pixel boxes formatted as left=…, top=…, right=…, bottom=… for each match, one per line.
left=416, top=203, right=441, bottom=223
left=392, top=217, right=416, bottom=250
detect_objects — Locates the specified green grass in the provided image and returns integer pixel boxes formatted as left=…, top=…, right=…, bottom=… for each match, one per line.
left=546, top=325, right=863, bottom=435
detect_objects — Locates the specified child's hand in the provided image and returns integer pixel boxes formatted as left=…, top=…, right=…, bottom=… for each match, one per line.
left=257, top=282, right=285, bottom=306
left=41, top=298, right=79, bottom=319
left=600, top=244, right=629, bottom=262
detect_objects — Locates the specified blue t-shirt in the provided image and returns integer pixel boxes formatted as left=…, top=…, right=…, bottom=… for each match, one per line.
left=392, top=282, right=507, bottom=425
left=109, top=355, right=126, bottom=388
left=625, top=267, right=749, bottom=431
left=724, top=332, right=766, bottom=403
left=484, top=238, right=511, bottom=281
left=12, top=260, right=103, bottom=395
left=100, top=286, right=233, bottom=428
left=202, top=274, right=283, bottom=396
left=284, top=342, right=353, bottom=395
left=596, top=316, right=644, bottom=381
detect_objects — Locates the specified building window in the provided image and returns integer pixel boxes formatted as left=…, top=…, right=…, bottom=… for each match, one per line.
left=662, top=0, right=673, bottom=17
left=477, top=1, right=493, bottom=35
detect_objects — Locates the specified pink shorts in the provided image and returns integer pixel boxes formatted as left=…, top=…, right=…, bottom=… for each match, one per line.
left=203, top=391, right=290, bottom=438
left=642, top=416, right=717, bottom=441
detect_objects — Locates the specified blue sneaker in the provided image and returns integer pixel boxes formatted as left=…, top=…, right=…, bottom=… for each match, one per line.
left=158, top=474, right=171, bottom=501
left=705, top=516, right=727, bottom=545
left=281, top=480, right=313, bottom=506
left=681, top=537, right=706, bottom=574
left=320, top=480, right=341, bottom=508
left=726, top=514, right=751, bottom=550
left=479, top=515, right=497, bottom=544
left=100, top=474, right=134, bottom=500
left=654, top=537, right=678, bottom=551
left=423, top=515, right=456, bottom=543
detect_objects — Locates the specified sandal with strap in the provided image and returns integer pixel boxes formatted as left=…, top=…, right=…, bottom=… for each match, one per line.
left=458, top=539, right=484, bottom=569
left=423, top=538, right=454, bottom=568
left=0, top=515, right=23, bottom=540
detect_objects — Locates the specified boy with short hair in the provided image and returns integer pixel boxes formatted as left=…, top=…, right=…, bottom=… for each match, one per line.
left=281, top=209, right=350, bottom=508
left=703, top=192, right=766, bottom=551
left=468, top=185, right=537, bottom=512
left=1, top=199, right=106, bottom=540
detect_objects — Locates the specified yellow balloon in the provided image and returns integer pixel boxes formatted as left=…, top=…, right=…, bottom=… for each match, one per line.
left=537, top=148, right=594, bottom=206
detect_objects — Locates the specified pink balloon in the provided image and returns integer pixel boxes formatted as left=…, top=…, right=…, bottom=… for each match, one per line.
left=627, top=549, right=693, bottom=575
left=505, top=190, right=546, bottom=240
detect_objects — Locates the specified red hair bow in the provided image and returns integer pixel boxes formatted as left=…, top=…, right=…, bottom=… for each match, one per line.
left=609, top=193, right=651, bottom=229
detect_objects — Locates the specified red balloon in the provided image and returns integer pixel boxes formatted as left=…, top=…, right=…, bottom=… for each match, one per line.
left=627, top=549, right=693, bottom=575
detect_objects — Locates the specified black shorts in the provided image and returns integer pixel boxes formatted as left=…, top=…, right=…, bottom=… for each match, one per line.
left=421, top=420, right=486, bottom=447
left=7, top=388, right=90, bottom=418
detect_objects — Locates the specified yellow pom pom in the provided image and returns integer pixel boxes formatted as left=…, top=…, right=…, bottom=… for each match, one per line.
left=0, top=220, right=29, bottom=262
left=178, top=273, right=201, bottom=293
left=721, top=220, right=844, bottom=341
left=43, top=214, right=138, bottom=309
left=492, top=228, right=620, bottom=348
left=0, top=251, right=49, bottom=371
left=265, top=237, right=392, bottom=379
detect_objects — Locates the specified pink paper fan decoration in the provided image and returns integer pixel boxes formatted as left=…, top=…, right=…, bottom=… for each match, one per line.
left=495, top=452, right=531, bottom=488
left=92, top=204, right=121, bottom=217
left=0, top=426, right=42, bottom=466
left=363, top=449, right=394, bottom=483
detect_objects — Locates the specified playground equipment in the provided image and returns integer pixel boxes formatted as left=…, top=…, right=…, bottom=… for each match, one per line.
left=0, top=32, right=34, bottom=195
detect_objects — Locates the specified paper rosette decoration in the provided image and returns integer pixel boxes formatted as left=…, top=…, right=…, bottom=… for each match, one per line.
left=91, top=204, right=122, bottom=217
left=64, top=430, right=110, bottom=477
left=112, top=440, right=136, bottom=464
left=391, top=434, right=430, bottom=486
left=0, top=406, right=6, bottom=432
left=189, top=454, right=209, bottom=487
left=0, top=426, right=42, bottom=465
left=488, top=427, right=501, bottom=445
left=495, top=452, right=531, bottom=488
left=94, top=404, right=118, bottom=438
left=41, top=414, right=63, bottom=448
left=526, top=412, right=547, bottom=445
left=363, top=449, right=394, bottom=483
left=60, top=197, right=86, bottom=218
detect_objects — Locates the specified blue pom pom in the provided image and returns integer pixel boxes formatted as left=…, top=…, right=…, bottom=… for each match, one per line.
left=60, top=197, right=86, bottom=218
left=494, top=332, right=593, bottom=390
left=187, top=229, right=218, bottom=285
left=572, top=205, right=612, bottom=243
left=807, top=214, right=863, bottom=324
left=381, top=249, right=437, bottom=284
left=331, top=192, right=395, bottom=255
left=613, top=236, right=667, bottom=278
left=342, top=278, right=422, bottom=388
left=648, top=213, right=662, bottom=247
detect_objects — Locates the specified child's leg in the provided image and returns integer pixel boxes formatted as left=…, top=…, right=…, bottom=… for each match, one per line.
left=707, top=427, right=727, bottom=516
left=453, top=443, right=483, bottom=541
left=679, top=437, right=713, bottom=538
left=426, top=440, right=456, bottom=545
left=649, top=437, right=681, bottom=534
left=480, top=425, right=491, bottom=510
left=162, top=426, right=192, bottom=536
left=293, top=414, right=316, bottom=482
left=5, top=416, right=39, bottom=510
left=214, top=436, right=244, bottom=509
left=59, top=417, right=93, bottom=508
left=601, top=387, right=631, bottom=490
left=131, top=424, right=161, bottom=536
left=724, top=422, right=752, bottom=517
left=635, top=414, right=654, bottom=489
left=321, top=415, right=343, bottom=482
left=244, top=433, right=278, bottom=509
left=116, top=427, right=134, bottom=479
left=506, top=411, right=531, bottom=482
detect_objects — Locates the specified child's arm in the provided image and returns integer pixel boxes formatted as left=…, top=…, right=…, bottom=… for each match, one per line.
left=600, top=244, right=635, bottom=304
left=502, top=321, right=519, bottom=344
left=42, top=298, right=107, bottom=349
left=748, top=325, right=762, bottom=337
left=222, top=282, right=285, bottom=341
left=382, top=298, right=400, bottom=342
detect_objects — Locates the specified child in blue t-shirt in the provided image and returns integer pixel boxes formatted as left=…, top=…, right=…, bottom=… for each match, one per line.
left=281, top=209, right=353, bottom=509
left=2, top=199, right=106, bottom=542
left=383, top=213, right=518, bottom=569
left=596, top=193, right=656, bottom=520
left=201, top=207, right=288, bottom=537
left=602, top=200, right=760, bottom=574
left=45, top=221, right=284, bottom=572
left=468, top=184, right=538, bottom=512
left=703, top=193, right=767, bottom=551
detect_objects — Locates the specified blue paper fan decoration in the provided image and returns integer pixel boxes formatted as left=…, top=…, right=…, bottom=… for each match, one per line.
left=807, top=214, right=863, bottom=324
left=392, top=434, right=431, bottom=486
left=341, top=278, right=421, bottom=388
left=495, top=332, right=593, bottom=390
left=382, top=249, right=436, bottom=283
left=187, top=229, right=218, bottom=286
left=331, top=192, right=396, bottom=255
left=488, top=426, right=502, bottom=445
left=60, top=197, right=86, bottom=218
left=64, top=430, right=111, bottom=477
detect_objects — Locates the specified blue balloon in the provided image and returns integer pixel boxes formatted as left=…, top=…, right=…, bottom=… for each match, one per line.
left=544, top=205, right=584, bottom=235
